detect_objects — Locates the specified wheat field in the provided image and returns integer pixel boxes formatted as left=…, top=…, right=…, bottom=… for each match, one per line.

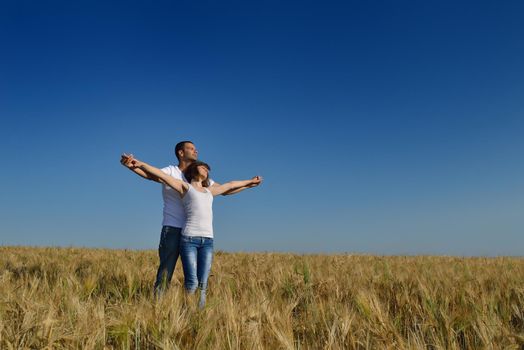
left=0, top=246, right=523, bottom=349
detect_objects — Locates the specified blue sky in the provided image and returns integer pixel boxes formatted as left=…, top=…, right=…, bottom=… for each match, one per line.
left=1, top=1, right=523, bottom=255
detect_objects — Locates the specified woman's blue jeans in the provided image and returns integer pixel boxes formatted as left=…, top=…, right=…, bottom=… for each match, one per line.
left=179, top=235, right=214, bottom=308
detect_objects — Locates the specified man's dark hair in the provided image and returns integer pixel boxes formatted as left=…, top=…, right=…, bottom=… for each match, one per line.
left=174, top=141, right=194, bottom=161
left=184, top=161, right=211, bottom=187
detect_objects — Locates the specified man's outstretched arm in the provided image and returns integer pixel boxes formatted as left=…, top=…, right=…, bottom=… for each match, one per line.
left=120, top=154, right=162, bottom=183
left=132, top=158, right=189, bottom=195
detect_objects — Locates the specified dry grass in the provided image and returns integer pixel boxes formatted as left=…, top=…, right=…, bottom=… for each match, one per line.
left=0, top=246, right=523, bottom=349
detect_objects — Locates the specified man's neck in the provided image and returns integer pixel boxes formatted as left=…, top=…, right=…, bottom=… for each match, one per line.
left=178, top=160, right=192, bottom=171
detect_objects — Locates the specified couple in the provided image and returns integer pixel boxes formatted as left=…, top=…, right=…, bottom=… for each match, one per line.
left=120, top=141, right=262, bottom=308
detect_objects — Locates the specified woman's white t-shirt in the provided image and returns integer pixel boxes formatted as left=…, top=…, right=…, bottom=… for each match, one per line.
left=160, top=165, right=213, bottom=228
left=181, top=184, right=214, bottom=238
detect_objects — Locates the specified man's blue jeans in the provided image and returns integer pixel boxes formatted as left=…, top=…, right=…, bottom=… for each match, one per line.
left=154, top=226, right=182, bottom=294
left=179, top=235, right=214, bottom=308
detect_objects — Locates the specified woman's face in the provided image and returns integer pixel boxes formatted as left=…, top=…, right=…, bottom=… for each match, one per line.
left=197, top=165, right=209, bottom=179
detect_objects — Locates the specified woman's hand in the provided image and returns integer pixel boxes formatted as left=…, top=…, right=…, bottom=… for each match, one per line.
left=120, top=153, right=135, bottom=168
left=121, top=153, right=147, bottom=170
left=250, top=176, right=263, bottom=186
left=130, top=158, right=144, bottom=169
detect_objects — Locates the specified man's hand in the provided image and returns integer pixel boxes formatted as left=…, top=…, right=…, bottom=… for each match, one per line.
left=121, top=153, right=145, bottom=169
left=130, top=158, right=144, bottom=168
left=120, top=153, right=135, bottom=168
left=120, top=153, right=161, bottom=182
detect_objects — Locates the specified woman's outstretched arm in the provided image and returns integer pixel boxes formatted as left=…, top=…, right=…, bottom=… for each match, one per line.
left=120, top=153, right=162, bottom=182
left=129, top=156, right=189, bottom=196
left=209, top=176, right=262, bottom=196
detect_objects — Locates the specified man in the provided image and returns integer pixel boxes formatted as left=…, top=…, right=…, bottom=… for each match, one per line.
left=120, top=141, right=256, bottom=294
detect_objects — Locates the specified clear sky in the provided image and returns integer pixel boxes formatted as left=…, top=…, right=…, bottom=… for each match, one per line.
left=1, top=1, right=523, bottom=255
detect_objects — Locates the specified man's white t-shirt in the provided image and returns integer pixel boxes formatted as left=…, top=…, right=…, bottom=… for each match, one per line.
left=160, top=165, right=214, bottom=228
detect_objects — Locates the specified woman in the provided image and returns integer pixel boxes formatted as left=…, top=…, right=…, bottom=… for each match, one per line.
left=129, top=157, right=262, bottom=308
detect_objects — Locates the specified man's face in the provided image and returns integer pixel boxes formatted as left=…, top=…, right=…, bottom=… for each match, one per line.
left=180, top=143, right=198, bottom=161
